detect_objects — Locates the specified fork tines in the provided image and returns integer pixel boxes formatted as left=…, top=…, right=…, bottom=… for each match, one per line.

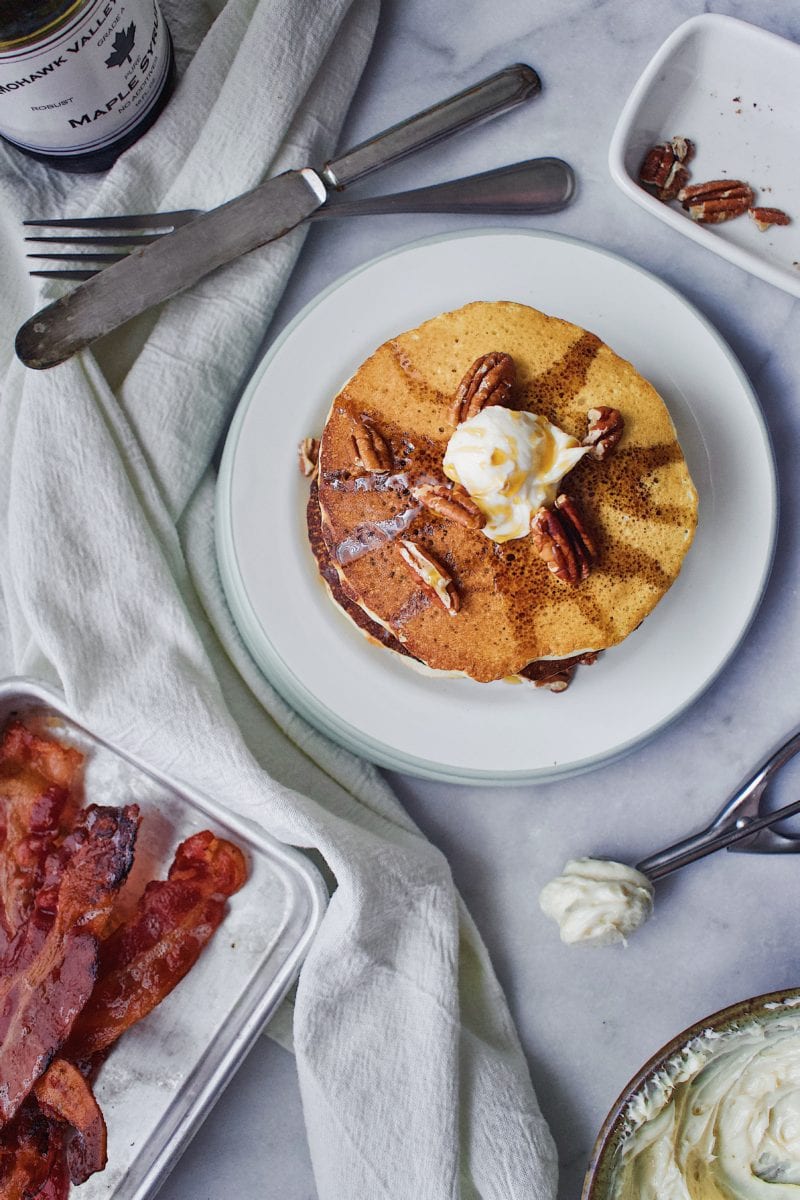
left=23, top=208, right=200, bottom=279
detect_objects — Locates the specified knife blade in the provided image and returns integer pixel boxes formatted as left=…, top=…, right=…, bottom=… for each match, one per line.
left=15, top=64, right=541, bottom=371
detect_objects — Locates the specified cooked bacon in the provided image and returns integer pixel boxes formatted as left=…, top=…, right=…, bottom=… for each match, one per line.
left=26, top=1154, right=69, bottom=1200
left=0, top=805, right=139, bottom=1126
left=34, top=1059, right=106, bottom=1185
left=0, top=1097, right=65, bottom=1199
left=0, top=1063, right=103, bottom=1196
left=0, top=723, right=83, bottom=945
left=0, top=724, right=81, bottom=793
left=67, top=831, right=247, bottom=1060
left=0, top=717, right=249, bottom=1195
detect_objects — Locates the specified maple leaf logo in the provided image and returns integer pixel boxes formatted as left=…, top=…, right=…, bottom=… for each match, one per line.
left=105, top=23, right=136, bottom=68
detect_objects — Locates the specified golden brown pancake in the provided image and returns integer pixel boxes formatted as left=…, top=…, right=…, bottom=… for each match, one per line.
left=311, top=301, right=698, bottom=684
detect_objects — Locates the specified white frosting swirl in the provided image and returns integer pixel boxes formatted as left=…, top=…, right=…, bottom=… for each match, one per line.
left=442, top=406, right=587, bottom=542
left=611, top=1014, right=800, bottom=1198
left=539, top=858, right=654, bottom=947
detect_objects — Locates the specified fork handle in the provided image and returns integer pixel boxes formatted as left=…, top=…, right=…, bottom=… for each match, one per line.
left=313, top=158, right=574, bottom=218
left=322, top=64, right=541, bottom=190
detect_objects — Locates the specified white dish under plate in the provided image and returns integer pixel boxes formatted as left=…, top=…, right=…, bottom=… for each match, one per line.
left=608, top=14, right=800, bottom=298
left=216, top=229, right=776, bottom=785
left=0, top=677, right=326, bottom=1200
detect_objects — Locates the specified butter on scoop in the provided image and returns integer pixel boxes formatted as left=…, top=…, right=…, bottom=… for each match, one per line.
left=442, top=407, right=588, bottom=543
left=539, top=858, right=654, bottom=947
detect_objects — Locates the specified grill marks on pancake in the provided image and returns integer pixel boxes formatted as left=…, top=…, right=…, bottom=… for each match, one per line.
left=602, top=542, right=671, bottom=591
left=491, top=520, right=617, bottom=646
left=576, top=442, right=696, bottom=591
left=389, top=340, right=450, bottom=409
left=591, top=443, right=696, bottom=527
left=568, top=591, right=616, bottom=640
left=521, top=331, right=603, bottom=426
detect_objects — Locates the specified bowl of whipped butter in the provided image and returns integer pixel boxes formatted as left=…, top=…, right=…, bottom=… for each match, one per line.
left=583, top=988, right=800, bottom=1199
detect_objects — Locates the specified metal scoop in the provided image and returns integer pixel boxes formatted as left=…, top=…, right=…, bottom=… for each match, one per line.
left=638, top=729, right=800, bottom=881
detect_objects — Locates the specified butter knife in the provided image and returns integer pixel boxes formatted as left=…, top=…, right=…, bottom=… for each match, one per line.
left=16, top=64, right=541, bottom=371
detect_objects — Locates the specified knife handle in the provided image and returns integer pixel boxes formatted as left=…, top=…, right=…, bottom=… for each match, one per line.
left=321, top=64, right=541, bottom=190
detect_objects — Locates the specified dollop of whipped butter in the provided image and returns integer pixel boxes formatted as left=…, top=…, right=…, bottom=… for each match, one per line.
left=538, top=858, right=654, bottom=947
left=611, top=1012, right=800, bottom=1199
left=442, top=407, right=588, bottom=542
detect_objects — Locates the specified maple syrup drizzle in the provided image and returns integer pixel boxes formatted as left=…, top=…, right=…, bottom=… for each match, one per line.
left=326, top=471, right=410, bottom=494
left=334, top=505, right=422, bottom=565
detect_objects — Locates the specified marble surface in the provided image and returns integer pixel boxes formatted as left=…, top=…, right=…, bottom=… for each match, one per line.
left=160, top=1, right=800, bottom=1197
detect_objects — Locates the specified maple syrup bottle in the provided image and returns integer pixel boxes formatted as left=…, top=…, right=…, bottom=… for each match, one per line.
left=0, top=0, right=175, bottom=172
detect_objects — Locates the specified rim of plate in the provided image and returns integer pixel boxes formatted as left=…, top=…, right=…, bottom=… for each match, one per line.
left=216, top=228, right=777, bottom=786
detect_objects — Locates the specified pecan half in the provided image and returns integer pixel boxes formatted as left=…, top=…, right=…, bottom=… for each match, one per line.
left=583, top=407, right=624, bottom=460
left=541, top=652, right=599, bottom=693
left=451, top=352, right=515, bottom=425
left=531, top=495, right=598, bottom=586
left=397, top=540, right=460, bottom=615
left=520, top=651, right=599, bottom=692
left=678, top=179, right=753, bottom=223
left=410, top=482, right=485, bottom=530
left=749, top=206, right=791, bottom=232
left=542, top=670, right=573, bottom=693
left=351, top=416, right=392, bottom=473
left=669, top=136, right=695, bottom=165
left=638, top=138, right=694, bottom=202
left=297, top=436, right=320, bottom=480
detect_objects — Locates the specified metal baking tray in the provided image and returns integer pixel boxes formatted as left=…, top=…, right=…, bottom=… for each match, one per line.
left=0, top=676, right=327, bottom=1199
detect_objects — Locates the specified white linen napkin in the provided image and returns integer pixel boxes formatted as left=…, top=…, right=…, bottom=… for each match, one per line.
left=0, top=2, right=558, bottom=1196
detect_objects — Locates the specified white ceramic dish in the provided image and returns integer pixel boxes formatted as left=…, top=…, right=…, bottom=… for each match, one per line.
left=216, top=229, right=776, bottom=785
left=608, top=14, right=800, bottom=298
left=0, top=677, right=327, bottom=1200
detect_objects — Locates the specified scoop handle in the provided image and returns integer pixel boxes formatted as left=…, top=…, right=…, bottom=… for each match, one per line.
left=637, top=728, right=800, bottom=880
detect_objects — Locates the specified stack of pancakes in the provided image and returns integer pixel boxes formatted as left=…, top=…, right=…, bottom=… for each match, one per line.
left=306, top=301, right=698, bottom=686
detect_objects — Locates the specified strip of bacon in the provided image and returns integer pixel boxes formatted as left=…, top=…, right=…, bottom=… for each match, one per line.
left=26, top=1155, right=69, bottom=1200
left=67, top=831, right=247, bottom=1061
left=33, top=1059, right=106, bottom=1186
left=0, top=805, right=139, bottom=1126
left=0, top=1097, right=65, bottom=1200
left=0, top=723, right=83, bottom=946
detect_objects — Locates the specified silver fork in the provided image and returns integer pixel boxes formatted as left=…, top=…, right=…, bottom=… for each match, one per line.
left=23, top=156, right=575, bottom=280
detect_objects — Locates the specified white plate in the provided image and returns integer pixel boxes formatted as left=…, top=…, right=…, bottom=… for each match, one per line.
left=216, top=230, right=776, bottom=785
left=608, top=14, right=800, bottom=298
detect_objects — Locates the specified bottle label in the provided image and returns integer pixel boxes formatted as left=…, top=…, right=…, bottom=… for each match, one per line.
left=0, top=0, right=170, bottom=156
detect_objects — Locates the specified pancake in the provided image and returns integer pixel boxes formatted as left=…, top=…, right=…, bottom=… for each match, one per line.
left=309, top=301, right=698, bottom=684
left=306, top=478, right=597, bottom=690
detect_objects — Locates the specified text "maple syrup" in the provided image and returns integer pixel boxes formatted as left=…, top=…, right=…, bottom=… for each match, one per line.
left=0, top=0, right=175, bottom=171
